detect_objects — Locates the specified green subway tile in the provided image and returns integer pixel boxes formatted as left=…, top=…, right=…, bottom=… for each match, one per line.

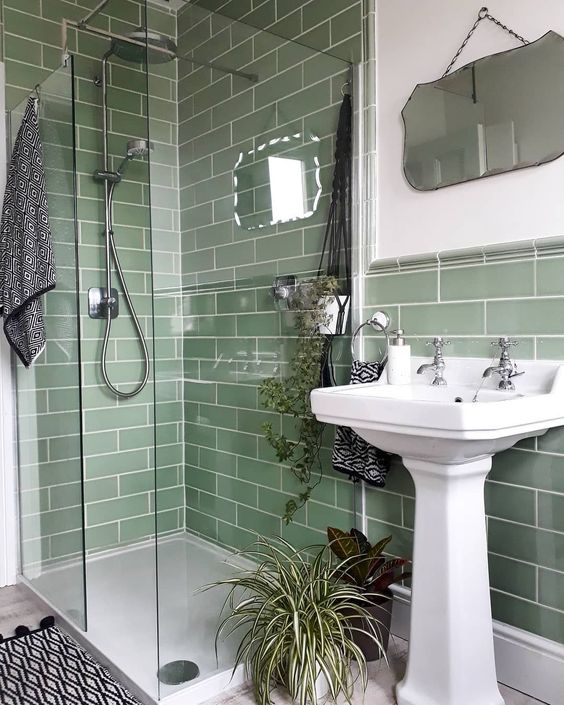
left=50, top=530, right=83, bottom=559
left=441, top=261, right=534, bottom=301
left=537, top=257, right=564, bottom=296
left=119, top=514, right=155, bottom=543
left=281, top=520, right=325, bottom=551
left=187, top=509, right=218, bottom=541
left=120, top=470, right=155, bottom=496
left=198, top=402, right=237, bottom=429
left=490, top=449, right=564, bottom=494
left=488, top=519, right=564, bottom=571
left=196, top=490, right=237, bottom=524
left=86, top=523, right=119, bottom=551
left=83, top=477, right=118, bottom=504
left=538, top=491, right=564, bottom=532
left=86, top=449, right=149, bottom=480
left=185, top=380, right=217, bottom=403
left=488, top=554, right=537, bottom=601
left=218, top=429, right=257, bottom=457
left=487, top=298, right=564, bottom=335
left=403, top=497, right=415, bottom=529
left=538, top=568, right=564, bottom=611
left=256, top=230, right=303, bottom=263
left=156, top=486, right=184, bottom=512
left=366, top=519, right=413, bottom=560
left=485, top=481, right=536, bottom=526
left=238, top=506, right=281, bottom=537
left=186, top=421, right=216, bottom=448
left=537, top=338, right=564, bottom=360
left=365, top=270, right=437, bottom=306
left=217, top=520, right=254, bottom=550
left=330, top=5, right=362, bottom=48
left=87, top=494, right=149, bottom=526
left=237, top=312, right=279, bottom=337
left=237, top=408, right=278, bottom=435
left=384, top=460, right=415, bottom=497
left=186, top=465, right=217, bottom=494
left=364, top=488, right=403, bottom=526
left=307, top=500, right=353, bottom=533
left=238, top=456, right=280, bottom=488
left=491, top=590, right=564, bottom=643
left=217, top=383, right=257, bottom=409
left=200, top=447, right=237, bottom=476
left=401, top=302, right=483, bottom=336
left=216, top=240, right=255, bottom=269
left=217, top=289, right=256, bottom=314
left=218, top=475, right=258, bottom=507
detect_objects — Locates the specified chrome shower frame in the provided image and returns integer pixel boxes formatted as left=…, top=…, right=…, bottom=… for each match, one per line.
left=61, top=19, right=259, bottom=82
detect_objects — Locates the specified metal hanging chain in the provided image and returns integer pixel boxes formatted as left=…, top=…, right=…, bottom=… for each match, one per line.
left=442, top=6, right=529, bottom=78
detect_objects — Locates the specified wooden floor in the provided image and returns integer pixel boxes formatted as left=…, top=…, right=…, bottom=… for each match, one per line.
left=0, top=584, right=46, bottom=638
left=0, top=584, right=546, bottom=705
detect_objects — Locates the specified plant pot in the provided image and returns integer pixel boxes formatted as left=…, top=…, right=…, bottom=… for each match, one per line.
left=348, top=594, right=393, bottom=662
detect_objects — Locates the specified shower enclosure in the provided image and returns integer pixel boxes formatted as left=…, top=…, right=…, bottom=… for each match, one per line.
left=7, top=0, right=353, bottom=701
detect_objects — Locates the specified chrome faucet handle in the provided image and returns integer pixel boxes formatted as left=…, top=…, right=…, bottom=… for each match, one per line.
left=418, top=337, right=450, bottom=386
left=426, top=337, right=451, bottom=351
left=492, top=337, right=518, bottom=351
left=484, top=337, right=523, bottom=390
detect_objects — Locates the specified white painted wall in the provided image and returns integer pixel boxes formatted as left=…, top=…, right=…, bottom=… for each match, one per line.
left=0, top=61, right=18, bottom=588
left=375, top=0, right=564, bottom=260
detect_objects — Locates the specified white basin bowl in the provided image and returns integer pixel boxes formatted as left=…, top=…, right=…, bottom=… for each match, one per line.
left=311, top=357, right=564, bottom=462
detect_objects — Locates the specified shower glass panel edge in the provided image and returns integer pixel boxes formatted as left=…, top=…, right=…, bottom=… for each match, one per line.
left=12, top=57, right=87, bottom=632
left=152, top=2, right=352, bottom=700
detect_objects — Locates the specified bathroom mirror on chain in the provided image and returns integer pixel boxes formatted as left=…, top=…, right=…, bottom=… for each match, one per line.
left=403, top=28, right=564, bottom=191
left=234, top=133, right=322, bottom=230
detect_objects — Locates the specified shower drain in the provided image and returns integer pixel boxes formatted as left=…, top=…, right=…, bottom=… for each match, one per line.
left=158, top=660, right=200, bottom=685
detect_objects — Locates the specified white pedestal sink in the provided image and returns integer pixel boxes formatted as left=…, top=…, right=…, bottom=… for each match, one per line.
left=311, top=357, right=564, bottom=705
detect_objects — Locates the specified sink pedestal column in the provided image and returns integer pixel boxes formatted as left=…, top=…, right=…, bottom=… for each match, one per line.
left=396, top=456, right=504, bottom=705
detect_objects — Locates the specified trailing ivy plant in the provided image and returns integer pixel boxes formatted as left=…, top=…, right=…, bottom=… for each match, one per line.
left=260, top=276, right=338, bottom=523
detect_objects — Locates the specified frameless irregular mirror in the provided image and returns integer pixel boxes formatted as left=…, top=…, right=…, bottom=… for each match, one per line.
left=402, top=31, right=564, bottom=191
left=234, top=133, right=322, bottom=230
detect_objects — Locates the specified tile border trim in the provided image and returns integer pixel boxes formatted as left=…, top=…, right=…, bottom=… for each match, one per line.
left=366, top=235, right=564, bottom=275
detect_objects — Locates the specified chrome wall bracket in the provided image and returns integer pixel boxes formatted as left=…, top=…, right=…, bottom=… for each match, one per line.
left=88, top=287, right=119, bottom=319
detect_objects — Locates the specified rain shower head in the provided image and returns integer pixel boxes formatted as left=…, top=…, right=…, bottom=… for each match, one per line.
left=111, top=28, right=177, bottom=64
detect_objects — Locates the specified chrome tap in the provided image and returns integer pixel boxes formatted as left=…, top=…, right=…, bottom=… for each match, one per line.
left=482, top=337, right=524, bottom=391
left=417, top=337, right=450, bottom=386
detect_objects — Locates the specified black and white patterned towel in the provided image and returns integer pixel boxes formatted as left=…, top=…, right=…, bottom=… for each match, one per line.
left=0, top=96, right=56, bottom=367
left=0, top=623, right=142, bottom=705
left=332, top=360, right=391, bottom=486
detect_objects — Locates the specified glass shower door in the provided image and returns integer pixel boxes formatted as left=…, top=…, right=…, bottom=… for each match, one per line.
left=14, top=58, right=87, bottom=629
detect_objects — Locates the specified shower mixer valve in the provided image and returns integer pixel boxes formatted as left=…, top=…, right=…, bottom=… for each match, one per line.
left=88, top=287, right=119, bottom=320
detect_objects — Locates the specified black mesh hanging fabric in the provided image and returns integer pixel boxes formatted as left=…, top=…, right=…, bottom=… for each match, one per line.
left=318, top=91, right=352, bottom=386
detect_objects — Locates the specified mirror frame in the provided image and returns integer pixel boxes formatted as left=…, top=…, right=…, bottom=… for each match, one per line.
left=400, top=30, right=564, bottom=192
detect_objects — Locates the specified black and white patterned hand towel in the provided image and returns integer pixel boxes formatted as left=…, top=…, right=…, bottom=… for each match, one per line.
left=0, top=97, right=55, bottom=367
left=332, top=360, right=391, bottom=486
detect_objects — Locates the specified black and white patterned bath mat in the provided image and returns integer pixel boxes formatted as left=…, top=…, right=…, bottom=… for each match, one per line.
left=0, top=617, right=142, bottom=705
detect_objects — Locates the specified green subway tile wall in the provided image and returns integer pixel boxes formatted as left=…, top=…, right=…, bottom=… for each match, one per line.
left=4, top=0, right=184, bottom=567
left=192, top=0, right=363, bottom=63
left=364, top=256, right=564, bottom=643
left=178, top=1, right=359, bottom=550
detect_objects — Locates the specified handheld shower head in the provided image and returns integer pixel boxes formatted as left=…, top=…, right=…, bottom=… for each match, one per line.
left=115, top=139, right=153, bottom=175
left=126, top=139, right=151, bottom=158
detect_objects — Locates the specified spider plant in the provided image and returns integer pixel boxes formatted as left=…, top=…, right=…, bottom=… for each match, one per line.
left=208, top=536, right=385, bottom=705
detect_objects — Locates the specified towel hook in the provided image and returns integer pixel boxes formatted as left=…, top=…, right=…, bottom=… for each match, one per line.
left=351, top=310, right=391, bottom=362
left=341, top=80, right=351, bottom=97
left=32, top=84, right=41, bottom=111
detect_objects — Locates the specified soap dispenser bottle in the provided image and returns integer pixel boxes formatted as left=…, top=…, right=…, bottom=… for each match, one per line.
left=387, top=329, right=411, bottom=385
